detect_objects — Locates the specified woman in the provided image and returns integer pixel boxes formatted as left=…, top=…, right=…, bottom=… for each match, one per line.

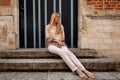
left=45, top=12, right=95, bottom=80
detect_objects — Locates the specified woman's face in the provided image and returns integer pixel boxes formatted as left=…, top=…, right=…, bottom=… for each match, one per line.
left=54, top=14, right=60, bottom=23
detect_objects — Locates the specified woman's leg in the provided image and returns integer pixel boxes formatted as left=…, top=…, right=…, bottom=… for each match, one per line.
left=61, top=46, right=86, bottom=71
left=48, top=45, right=78, bottom=72
left=61, top=46, right=95, bottom=79
left=48, top=45, right=88, bottom=79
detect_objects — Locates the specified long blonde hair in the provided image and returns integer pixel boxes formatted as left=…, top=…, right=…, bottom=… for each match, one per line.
left=48, top=12, right=63, bottom=37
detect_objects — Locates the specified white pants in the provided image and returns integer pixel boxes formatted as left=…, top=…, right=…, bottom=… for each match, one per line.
left=48, top=45, right=86, bottom=72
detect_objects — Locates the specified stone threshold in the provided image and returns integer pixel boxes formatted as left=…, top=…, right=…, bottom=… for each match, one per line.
left=0, top=48, right=101, bottom=58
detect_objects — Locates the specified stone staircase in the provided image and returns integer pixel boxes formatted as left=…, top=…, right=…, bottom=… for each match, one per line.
left=0, top=48, right=120, bottom=80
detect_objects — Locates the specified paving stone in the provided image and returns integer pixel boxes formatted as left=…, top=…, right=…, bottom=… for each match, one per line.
left=94, top=72, right=117, bottom=80
left=0, top=72, right=119, bottom=80
left=31, top=72, right=48, bottom=80
left=48, top=72, right=118, bottom=80
left=12, top=72, right=48, bottom=80
left=0, top=72, right=16, bottom=80
left=110, top=72, right=120, bottom=80
left=48, top=72, right=80, bottom=80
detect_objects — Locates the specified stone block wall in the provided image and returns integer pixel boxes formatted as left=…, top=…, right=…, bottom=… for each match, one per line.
left=0, top=0, right=19, bottom=50
left=78, top=0, right=120, bottom=50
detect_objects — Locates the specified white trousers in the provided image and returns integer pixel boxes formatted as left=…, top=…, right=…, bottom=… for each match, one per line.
left=48, top=45, right=86, bottom=72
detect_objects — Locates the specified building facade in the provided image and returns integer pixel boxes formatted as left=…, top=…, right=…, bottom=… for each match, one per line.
left=0, top=0, right=120, bottom=51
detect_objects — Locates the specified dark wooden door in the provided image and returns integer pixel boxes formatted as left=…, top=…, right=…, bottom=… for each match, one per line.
left=19, top=0, right=78, bottom=48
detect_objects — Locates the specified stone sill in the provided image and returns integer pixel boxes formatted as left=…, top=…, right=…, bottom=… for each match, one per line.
left=86, top=15, right=120, bottom=19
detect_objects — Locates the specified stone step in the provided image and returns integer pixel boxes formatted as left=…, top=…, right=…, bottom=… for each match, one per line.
left=0, top=71, right=120, bottom=80
left=0, top=58, right=119, bottom=71
left=0, top=48, right=101, bottom=59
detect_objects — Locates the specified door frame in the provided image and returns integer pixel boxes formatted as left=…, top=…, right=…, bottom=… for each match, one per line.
left=18, top=0, right=81, bottom=48
left=13, top=0, right=19, bottom=49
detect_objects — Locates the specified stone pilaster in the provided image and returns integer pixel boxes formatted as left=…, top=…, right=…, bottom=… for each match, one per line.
left=0, top=0, right=19, bottom=50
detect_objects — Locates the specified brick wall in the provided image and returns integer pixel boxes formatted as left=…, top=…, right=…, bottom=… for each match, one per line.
left=0, top=0, right=11, bottom=5
left=86, top=0, right=120, bottom=10
left=85, top=0, right=120, bottom=16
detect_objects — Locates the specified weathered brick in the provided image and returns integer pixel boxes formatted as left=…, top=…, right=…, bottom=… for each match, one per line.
left=109, top=2, right=118, bottom=5
left=0, top=7, right=12, bottom=16
left=113, top=26, right=120, bottom=32
left=95, top=7, right=104, bottom=10
left=115, top=7, right=120, bottom=10
left=110, top=32, right=120, bottom=38
left=88, top=39, right=104, bottom=44
left=94, top=32, right=110, bottom=38
left=111, top=20, right=120, bottom=26
left=0, top=0, right=11, bottom=5
left=88, top=43, right=101, bottom=49
left=113, top=39, right=120, bottom=44
left=93, top=26, right=113, bottom=32
left=103, top=39, right=113, bottom=44
left=93, top=19, right=112, bottom=26
left=100, top=44, right=110, bottom=50
left=86, top=0, right=120, bottom=10
left=103, top=26, right=113, bottom=32
left=110, top=43, right=120, bottom=50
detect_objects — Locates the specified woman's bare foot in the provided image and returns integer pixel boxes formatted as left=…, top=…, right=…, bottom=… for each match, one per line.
left=76, top=69, right=88, bottom=80
left=83, top=70, right=95, bottom=79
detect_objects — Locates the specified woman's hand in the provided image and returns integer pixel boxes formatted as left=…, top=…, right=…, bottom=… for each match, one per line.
left=58, top=41, right=64, bottom=46
left=52, top=39, right=58, bottom=42
left=53, top=39, right=64, bottom=46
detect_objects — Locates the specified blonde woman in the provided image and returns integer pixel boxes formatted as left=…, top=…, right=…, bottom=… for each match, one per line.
left=45, top=12, right=95, bottom=80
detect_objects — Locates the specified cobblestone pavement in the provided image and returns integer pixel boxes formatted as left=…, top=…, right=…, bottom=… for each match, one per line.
left=0, top=72, right=120, bottom=80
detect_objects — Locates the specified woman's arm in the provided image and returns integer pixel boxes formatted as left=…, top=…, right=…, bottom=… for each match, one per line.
left=61, top=25, right=65, bottom=42
left=45, top=25, right=54, bottom=43
left=45, top=25, right=50, bottom=38
left=56, top=25, right=65, bottom=46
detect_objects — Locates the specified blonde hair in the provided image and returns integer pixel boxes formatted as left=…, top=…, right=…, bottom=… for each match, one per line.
left=48, top=12, right=63, bottom=37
